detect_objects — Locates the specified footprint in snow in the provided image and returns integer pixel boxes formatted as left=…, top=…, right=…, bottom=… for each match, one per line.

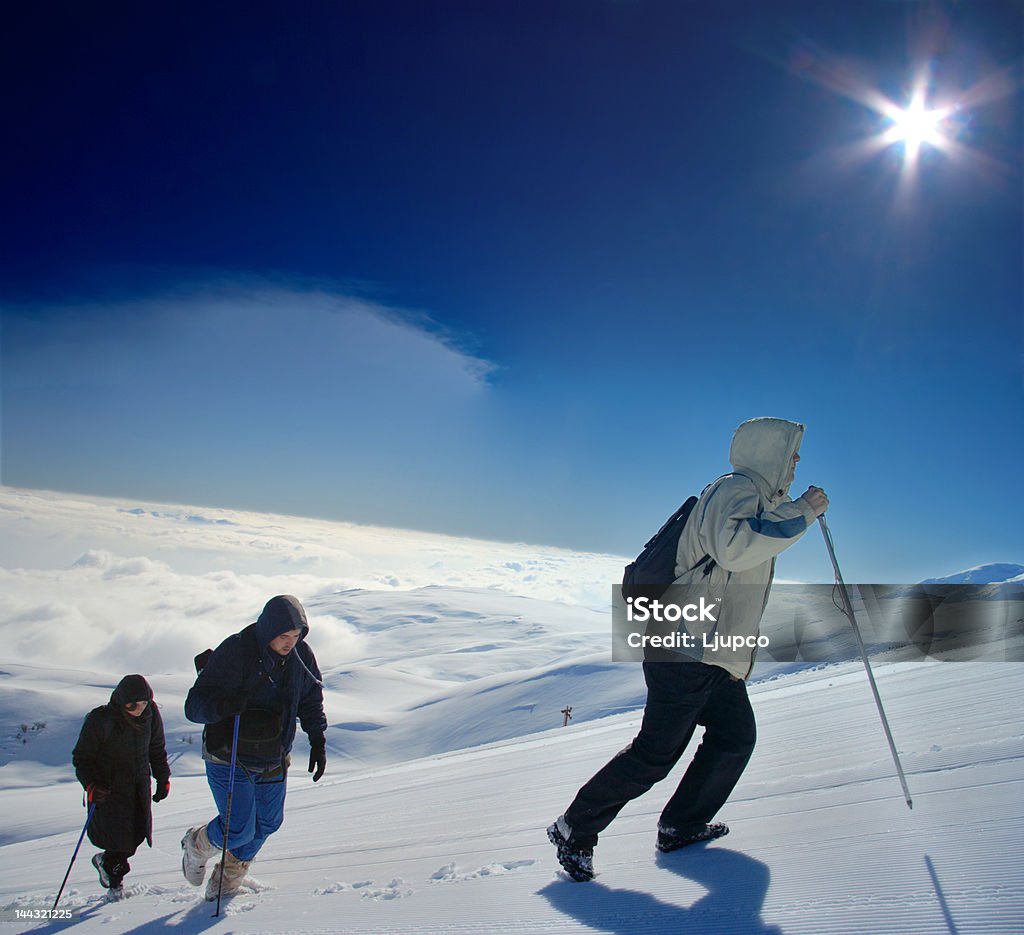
left=222, top=900, right=257, bottom=914
left=430, top=860, right=536, bottom=883
left=314, top=879, right=396, bottom=898
left=360, top=878, right=412, bottom=901
left=313, top=882, right=351, bottom=895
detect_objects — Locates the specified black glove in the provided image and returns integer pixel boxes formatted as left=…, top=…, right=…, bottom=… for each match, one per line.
left=308, top=736, right=326, bottom=783
left=86, top=783, right=110, bottom=804
left=152, top=779, right=170, bottom=803
left=217, top=689, right=249, bottom=718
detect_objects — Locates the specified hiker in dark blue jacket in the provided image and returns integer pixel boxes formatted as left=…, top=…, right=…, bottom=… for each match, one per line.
left=182, top=595, right=328, bottom=900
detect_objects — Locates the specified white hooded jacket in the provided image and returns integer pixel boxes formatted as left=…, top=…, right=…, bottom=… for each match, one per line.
left=670, top=417, right=817, bottom=679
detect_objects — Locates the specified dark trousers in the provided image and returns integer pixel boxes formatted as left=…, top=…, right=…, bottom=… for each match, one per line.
left=564, top=659, right=756, bottom=848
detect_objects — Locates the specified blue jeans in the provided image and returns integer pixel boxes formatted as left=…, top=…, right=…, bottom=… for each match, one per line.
left=204, top=762, right=287, bottom=862
left=564, top=659, right=756, bottom=847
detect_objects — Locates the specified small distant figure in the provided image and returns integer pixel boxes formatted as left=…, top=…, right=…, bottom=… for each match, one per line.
left=182, top=595, right=328, bottom=901
left=72, top=675, right=170, bottom=896
left=562, top=706, right=573, bottom=727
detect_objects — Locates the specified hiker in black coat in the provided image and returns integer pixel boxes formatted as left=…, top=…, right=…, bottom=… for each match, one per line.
left=72, top=674, right=171, bottom=893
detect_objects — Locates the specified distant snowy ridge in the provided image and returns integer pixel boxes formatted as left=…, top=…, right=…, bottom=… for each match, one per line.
left=921, top=562, right=1024, bottom=584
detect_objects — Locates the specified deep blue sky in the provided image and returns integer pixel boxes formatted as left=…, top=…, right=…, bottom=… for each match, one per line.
left=2, top=1, right=1021, bottom=582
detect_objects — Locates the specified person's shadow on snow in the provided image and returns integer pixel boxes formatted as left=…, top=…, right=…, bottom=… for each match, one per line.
left=539, top=846, right=784, bottom=935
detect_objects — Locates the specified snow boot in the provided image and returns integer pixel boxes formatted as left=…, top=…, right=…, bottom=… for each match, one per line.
left=93, top=853, right=129, bottom=891
left=205, top=850, right=251, bottom=901
left=656, top=821, right=729, bottom=852
left=91, top=853, right=110, bottom=889
left=181, top=824, right=218, bottom=886
left=106, top=857, right=129, bottom=888
left=547, top=816, right=594, bottom=883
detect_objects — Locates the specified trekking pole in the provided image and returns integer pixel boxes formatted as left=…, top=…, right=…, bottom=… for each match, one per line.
left=819, top=515, right=913, bottom=809
left=53, top=802, right=96, bottom=910
left=214, top=714, right=241, bottom=917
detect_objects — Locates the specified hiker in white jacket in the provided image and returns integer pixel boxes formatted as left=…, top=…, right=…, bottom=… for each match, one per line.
left=670, top=417, right=826, bottom=678
left=548, top=417, right=828, bottom=882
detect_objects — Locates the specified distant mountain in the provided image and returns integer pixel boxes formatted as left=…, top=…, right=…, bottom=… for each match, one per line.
left=922, top=563, right=1024, bottom=585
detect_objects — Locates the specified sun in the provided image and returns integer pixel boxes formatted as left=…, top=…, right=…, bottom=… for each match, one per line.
left=780, top=22, right=1019, bottom=198
left=880, top=90, right=952, bottom=162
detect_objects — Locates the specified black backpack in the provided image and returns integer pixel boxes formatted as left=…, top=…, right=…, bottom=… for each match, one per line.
left=621, top=495, right=713, bottom=601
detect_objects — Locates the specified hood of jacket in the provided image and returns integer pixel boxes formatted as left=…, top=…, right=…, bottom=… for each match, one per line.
left=729, top=417, right=805, bottom=504
left=110, top=673, right=154, bottom=706
left=254, top=594, right=309, bottom=651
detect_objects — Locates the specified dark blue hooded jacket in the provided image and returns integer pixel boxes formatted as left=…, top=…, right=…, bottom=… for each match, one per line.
left=185, top=596, right=327, bottom=767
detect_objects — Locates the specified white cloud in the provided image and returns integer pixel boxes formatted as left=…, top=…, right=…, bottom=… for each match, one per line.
left=71, top=549, right=172, bottom=579
left=0, top=486, right=625, bottom=675
left=1, top=282, right=515, bottom=536
left=5, top=282, right=494, bottom=412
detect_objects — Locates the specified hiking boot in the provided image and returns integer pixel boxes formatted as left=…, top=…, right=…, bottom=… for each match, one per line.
left=93, top=853, right=129, bottom=890
left=205, top=851, right=252, bottom=901
left=547, top=816, right=594, bottom=882
left=107, top=857, right=130, bottom=888
left=656, top=821, right=729, bottom=852
left=91, top=853, right=110, bottom=889
left=181, top=824, right=218, bottom=886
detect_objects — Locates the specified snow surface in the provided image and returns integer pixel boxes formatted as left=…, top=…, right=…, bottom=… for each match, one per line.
left=1, top=487, right=1022, bottom=934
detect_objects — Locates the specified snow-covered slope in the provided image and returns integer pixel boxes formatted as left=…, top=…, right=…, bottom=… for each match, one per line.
left=1, top=486, right=1021, bottom=933
left=1, top=657, right=1021, bottom=934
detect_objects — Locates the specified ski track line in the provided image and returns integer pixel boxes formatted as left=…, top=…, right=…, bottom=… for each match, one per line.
left=730, top=773, right=1024, bottom=820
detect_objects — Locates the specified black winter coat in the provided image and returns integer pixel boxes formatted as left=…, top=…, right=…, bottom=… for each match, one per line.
left=72, top=677, right=170, bottom=853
